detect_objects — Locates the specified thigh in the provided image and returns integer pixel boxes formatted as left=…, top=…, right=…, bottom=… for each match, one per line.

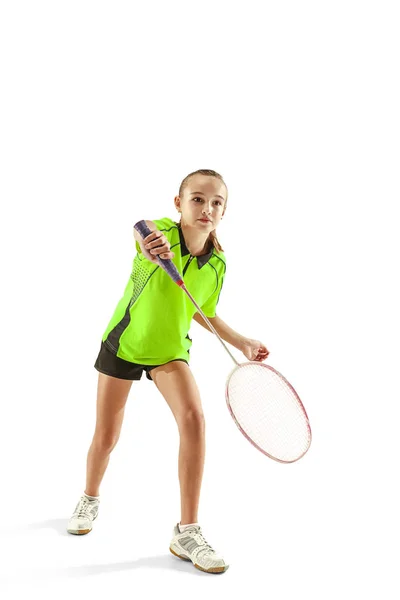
left=93, top=373, right=133, bottom=442
left=150, top=361, right=204, bottom=426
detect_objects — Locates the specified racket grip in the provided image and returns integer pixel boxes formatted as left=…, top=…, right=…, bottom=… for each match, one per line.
left=134, top=220, right=184, bottom=286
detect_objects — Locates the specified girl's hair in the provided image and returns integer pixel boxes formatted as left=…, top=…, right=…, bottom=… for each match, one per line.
left=178, top=168, right=227, bottom=254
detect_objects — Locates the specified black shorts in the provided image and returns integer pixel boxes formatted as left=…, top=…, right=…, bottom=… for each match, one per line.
left=94, top=341, right=189, bottom=381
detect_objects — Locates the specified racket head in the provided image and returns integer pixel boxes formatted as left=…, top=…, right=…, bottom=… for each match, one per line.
left=225, top=361, right=312, bottom=463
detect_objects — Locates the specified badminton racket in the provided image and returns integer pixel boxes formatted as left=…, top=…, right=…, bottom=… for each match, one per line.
left=134, top=220, right=312, bottom=463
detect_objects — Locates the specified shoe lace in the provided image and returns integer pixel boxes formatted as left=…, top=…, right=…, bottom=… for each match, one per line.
left=186, top=526, right=216, bottom=557
left=75, top=496, right=95, bottom=518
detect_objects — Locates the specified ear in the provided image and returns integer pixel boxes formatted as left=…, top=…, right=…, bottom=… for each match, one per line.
left=174, top=195, right=181, bottom=212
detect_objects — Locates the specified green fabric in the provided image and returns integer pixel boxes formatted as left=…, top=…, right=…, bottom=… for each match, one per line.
left=101, top=217, right=226, bottom=365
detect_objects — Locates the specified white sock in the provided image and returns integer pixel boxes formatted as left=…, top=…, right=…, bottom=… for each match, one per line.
left=83, top=492, right=100, bottom=501
left=178, top=522, right=199, bottom=533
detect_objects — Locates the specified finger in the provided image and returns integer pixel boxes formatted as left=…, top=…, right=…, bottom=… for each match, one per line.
left=145, top=235, right=165, bottom=249
left=144, top=230, right=162, bottom=242
left=150, top=248, right=174, bottom=259
left=150, top=245, right=169, bottom=255
left=143, top=234, right=155, bottom=246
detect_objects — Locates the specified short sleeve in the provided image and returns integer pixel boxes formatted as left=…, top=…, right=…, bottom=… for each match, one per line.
left=200, top=266, right=226, bottom=318
left=152, top=217, right=176, bottom=237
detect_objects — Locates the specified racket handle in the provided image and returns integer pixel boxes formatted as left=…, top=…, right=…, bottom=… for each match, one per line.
left=134, top=220, right=184, bottom=286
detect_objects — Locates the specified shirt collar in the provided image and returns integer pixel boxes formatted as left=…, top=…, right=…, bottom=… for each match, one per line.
left=177, top=222, right=214, bottom=269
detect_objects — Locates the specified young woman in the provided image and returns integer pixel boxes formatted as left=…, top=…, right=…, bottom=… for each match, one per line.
left=67, top=169, right=269, bottom=574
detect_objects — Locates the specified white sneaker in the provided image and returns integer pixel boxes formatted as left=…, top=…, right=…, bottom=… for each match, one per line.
left=169, top=523, right=229, bottom=574
left=67, top=495, right=100, bottom=535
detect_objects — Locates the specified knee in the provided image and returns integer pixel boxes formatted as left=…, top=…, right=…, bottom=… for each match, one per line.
left=93, top=431, right=120, bottom=453
left=178, top=409, right=205, bottom=433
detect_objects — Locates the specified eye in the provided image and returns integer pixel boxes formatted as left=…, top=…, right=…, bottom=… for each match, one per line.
left=193, top=197, right=222, bottom=205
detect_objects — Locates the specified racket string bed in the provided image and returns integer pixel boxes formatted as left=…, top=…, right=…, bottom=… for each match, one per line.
left=227, top=363, right=311, bottom=463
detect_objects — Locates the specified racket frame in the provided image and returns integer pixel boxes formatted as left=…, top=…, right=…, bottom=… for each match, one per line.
left=225, top=361, right=312, bottom=463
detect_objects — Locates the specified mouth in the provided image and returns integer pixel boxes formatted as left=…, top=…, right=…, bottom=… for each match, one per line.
left=199, top=218, right=211, bottom=223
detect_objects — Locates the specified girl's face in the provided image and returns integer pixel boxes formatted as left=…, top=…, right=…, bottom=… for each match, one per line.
left=176, top=175, right=227, bottom=230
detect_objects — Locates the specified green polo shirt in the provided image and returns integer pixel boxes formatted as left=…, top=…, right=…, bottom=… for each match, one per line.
left=100, top=217, right=226, bottom=365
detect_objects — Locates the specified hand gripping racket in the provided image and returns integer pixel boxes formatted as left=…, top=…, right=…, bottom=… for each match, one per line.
left=134, top=220, right=312, bottom=463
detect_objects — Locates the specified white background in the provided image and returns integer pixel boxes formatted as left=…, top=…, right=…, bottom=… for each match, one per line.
left=1, top=0, right=399, bottom=598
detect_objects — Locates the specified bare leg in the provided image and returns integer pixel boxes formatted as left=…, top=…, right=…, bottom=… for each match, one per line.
left=84, top=373, right=133, bottom=496
left=177, top=415, right=206, bottom=524
left=150, top=361, right=206, bottom=525
left=84, top=441, right=113, bottom=497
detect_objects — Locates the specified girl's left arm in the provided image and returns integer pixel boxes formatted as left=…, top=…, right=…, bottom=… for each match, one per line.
left=192, top=313, right=269, bottom=362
